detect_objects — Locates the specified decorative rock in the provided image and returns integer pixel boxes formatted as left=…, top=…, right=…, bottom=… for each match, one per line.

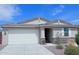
left=67, top=39, right=78, bottom=47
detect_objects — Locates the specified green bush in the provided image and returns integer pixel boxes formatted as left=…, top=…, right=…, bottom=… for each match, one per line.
left=64, top=46, right=79, bottom=55
left=75, top=33, right=79, bottom=45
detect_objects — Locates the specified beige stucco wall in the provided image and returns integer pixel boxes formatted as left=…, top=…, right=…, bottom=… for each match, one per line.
left=52, top=28, right=63, bottom=38
left=2, top=27, right=78, bottom=45
left=52, top=28, right=78, bottom=38
left=40, top=27, right=78, bottom=39
left=69, top=28, right=78, bottom=37
left=40, top=28, right=45, bottom=38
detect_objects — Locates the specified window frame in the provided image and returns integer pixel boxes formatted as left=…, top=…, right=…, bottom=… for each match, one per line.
left=64, top=27, right=69, bottom=36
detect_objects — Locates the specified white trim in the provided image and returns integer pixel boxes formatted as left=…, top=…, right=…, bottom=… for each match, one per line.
left=62, top=27, right=70, bottom=38
left=69, top=28, right=71, bottom=37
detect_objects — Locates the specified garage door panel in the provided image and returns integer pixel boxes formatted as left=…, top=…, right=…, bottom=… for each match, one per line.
left=8, top=29, right=39, bottom=44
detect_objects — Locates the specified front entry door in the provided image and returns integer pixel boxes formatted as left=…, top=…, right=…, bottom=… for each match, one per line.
left=0, top=32, right=2, bottom=44
left=45, top=28, right=52, bottom=43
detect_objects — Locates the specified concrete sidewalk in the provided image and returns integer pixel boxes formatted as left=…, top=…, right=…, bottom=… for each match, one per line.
left=0, top=44, right=54, bottom=55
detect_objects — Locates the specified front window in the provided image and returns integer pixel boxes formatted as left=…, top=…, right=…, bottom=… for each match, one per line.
left=64, top=28, right=69, bottom=36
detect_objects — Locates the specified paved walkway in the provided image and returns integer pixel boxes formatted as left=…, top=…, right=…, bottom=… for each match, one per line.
left=43, top=43, right=64, bottom=55
left=0, top=44, right=53, bottom=55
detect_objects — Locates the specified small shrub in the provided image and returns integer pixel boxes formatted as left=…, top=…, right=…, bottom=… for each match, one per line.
left=56, top=44, right=63, bottom=49
left=64, top=46, right=79, bottom=55
left=75, top=33, right=79, bottom=45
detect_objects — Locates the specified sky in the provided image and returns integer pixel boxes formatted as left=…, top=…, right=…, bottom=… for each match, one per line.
left=0, top=4, right=79, bottom=25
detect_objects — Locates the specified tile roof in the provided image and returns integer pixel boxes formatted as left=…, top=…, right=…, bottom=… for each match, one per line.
left=2, top=18, right=79, bottom=28
left=17, top=17, right=49, bottom=24
left=2, top=24, right=40, bottom=28
left=39, top=20, right=79, bottom=28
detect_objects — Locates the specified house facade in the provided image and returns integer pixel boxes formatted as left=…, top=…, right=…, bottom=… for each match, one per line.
left=0, top=17, right=79, bottom=46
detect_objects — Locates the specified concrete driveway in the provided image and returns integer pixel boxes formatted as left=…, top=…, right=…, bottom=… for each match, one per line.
left=0, top=44, right=53, bottom=55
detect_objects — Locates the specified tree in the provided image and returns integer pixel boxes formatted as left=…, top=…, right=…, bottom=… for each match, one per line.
left=75, top=33, right=79, bottom=45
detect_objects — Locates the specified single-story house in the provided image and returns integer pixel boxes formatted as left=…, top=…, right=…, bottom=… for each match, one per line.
left=0, top=17, right=79, bottom=47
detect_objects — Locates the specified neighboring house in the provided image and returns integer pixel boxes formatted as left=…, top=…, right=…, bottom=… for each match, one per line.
left=0, top=17, right=79, bottom=47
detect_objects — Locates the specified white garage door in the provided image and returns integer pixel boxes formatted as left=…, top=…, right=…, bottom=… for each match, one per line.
left=8, top=28, right=39, bottom=44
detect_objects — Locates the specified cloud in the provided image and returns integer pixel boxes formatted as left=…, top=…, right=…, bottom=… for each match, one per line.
left=52, top=5, right=64, bottom=16
left=0, top=4, right=21, bottom=21
left=71, top=19, right=79, bottom=23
